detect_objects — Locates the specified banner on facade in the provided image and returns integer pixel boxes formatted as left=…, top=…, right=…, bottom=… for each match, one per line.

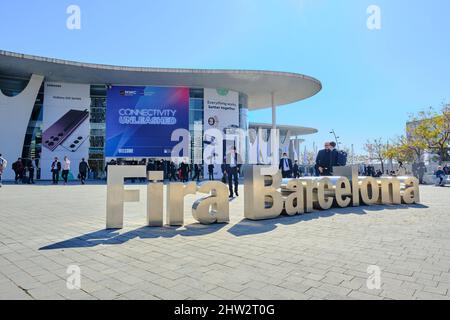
left=41, top=82, right=91, bottom=180
left=203, top=88, right=239, bottom=178
left=105, top=86, right=190, bottom=158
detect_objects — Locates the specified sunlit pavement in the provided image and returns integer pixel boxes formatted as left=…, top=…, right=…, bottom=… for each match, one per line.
left=1, top=183, right=450, bottom=300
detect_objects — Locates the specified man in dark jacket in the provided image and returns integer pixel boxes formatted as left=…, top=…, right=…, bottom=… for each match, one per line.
left=329, top=141, right=340, bottom=169
left=208, top=163, right=215, bottom=181
left=279, top=153, right=293, bottom=178
left=79, top=158, right=89, bottom=184
left=192, top=164, right=201, bottom=182
left=28, top=160, right=35, bottom=184
left=315, top=142, right=338, bottom=176
left=435, top=166, right=446, bottom=186
left=180, top=160, right=190, bottom=182
left=169, top=161, right=178, bottom=181
left=225, top=147, right=243, bottom=198
left=12, top=158, right=24, bottom=184
left=292, top=160, right=300, bottom=178
left=51, top=157, right=62, bottom=184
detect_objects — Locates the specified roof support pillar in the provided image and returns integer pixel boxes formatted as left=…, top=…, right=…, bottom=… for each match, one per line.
left=271, top=92, right=276, bottom=129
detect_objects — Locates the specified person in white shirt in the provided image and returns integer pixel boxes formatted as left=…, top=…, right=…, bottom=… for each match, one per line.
left=0, top=153, right=7, bottom=187
left=62, top=156, right=71, bottom=185
left=397, top=161, right=407, bottom=176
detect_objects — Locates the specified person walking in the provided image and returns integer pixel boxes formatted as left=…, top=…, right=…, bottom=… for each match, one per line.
left=34, top=157, right=40, bottom=180
left=293, top=160, right=300, bottom=178
left=417, top=162, right=427, bottom=184
left=51, top=157, right=62, bottom=185
left=0, top=153, right=7, bottom=187
left=169, top=161, right=178, bottom=181
left=221, top=160, right=228, bottom=184
left=12, top=158, right=24, bottom=184
left=279, top=153, right=293, bottom=178
left=435, top=166, right=446, bottom=186
left=28, top=160, right=35, bottom=184
left=61, top=156, right=71, bottom=185
left=208, top=163, right=215, bottom=181
left=192, top=164, right=201, bottom=182
left=180, top=160, right=189, bottom=183
left=225, top=146, right=242, bottom=198
left=79, top=158, right=89, bottom=185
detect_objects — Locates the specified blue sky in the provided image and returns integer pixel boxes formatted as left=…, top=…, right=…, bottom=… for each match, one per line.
left=1, top=0, right=449, bottom=154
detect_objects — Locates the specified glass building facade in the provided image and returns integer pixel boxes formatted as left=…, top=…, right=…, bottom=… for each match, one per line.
left=0, top=74, right=248, bottom=179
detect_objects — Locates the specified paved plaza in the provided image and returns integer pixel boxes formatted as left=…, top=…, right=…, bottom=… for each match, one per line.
left=0, top=183, right=450, bottom=300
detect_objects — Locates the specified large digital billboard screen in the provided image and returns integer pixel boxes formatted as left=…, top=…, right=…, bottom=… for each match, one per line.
left=105, top=86, right=189, bottom=157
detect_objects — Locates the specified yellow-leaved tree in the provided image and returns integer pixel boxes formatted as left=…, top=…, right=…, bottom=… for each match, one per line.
left=407, top=104, right=450, bottom=163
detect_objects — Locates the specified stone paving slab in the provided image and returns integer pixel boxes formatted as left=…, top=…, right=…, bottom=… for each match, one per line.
left=0, top=183, right=450, bottom=300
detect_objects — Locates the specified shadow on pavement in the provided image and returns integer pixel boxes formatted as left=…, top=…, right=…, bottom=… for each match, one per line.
left=40, top=203, right=428, bottom=249
left=227, top=203, right=429, bottom=237
left=40, top=223, right=226, bottom=250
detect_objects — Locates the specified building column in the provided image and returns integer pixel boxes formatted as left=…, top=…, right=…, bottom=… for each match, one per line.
left=271, top=92, right=276, bottom=129
left=258, top=126, right=262, bottom=164
left=0, top=74, right=44, bottom=180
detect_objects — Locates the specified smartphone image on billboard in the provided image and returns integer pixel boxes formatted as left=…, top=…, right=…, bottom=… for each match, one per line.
left=42, top=109, right=89, bottom=151
left=60, top=123, right=90, bottom=153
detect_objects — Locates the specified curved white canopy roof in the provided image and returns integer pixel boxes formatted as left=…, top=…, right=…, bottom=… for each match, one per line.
left=249, top=122, right=318, bottom=136
left=0, top=50, right=322, bottom=110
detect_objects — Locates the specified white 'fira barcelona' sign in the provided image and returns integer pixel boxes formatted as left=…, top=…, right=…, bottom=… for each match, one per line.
left=105, top=165, right=420, bottom=229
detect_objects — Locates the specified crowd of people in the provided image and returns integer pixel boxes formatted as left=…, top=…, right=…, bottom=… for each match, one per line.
left=105, top=146, right=244, bottom=198
left=358, top=162, right=407, bottom=178
left=0, top=155, right=91, bottom=186
left=105, top=158, right=202, bottom=183
left=9, top=157, right=37, bottom=185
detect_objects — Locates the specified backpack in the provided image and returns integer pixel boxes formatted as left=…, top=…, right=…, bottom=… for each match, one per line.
left=337, top=150, right=348, bottom=166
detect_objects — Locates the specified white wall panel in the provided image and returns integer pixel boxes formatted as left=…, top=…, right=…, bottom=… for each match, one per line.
left=0, top=74, right=44, bottom=180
